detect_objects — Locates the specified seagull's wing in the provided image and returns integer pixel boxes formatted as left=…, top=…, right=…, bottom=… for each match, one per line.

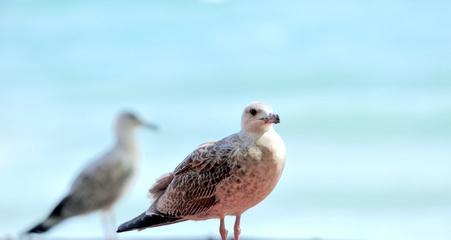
left=28, top=150, right=133, bottom=234
left=147, top=141, right=218, bottom=200
left=65, top=151, right=133, bottom=216
left=173, top=141, right=227, bottom=175
left=154, top=139, right=236, bottom=218
left=117, top=137, right=240, bottom=232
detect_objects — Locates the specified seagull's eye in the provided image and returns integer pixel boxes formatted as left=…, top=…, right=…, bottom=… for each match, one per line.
left=249, top=108, right=257, bottom=116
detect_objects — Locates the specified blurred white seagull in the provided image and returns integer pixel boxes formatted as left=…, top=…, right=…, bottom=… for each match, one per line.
left=117, top=102, right=286, bottom=240
left=26, top=111, right=157, bottom=239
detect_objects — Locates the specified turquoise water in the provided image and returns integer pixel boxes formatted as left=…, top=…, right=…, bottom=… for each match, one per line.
left=1, top=0, right=451, bottom=239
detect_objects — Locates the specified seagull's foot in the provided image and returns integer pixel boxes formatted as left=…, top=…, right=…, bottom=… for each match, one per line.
left=233, top=214, right=241, bottom=240
left=219, top=216, right=228, bottom=240
left=220, top=228, right=228, bottom=240
left=233, top=227, right=240, bottom=240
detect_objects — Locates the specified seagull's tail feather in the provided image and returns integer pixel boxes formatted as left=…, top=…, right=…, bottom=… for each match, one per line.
left=26, top=196, right=70, bottom=234
left=117, top=211, right=184, bottom=233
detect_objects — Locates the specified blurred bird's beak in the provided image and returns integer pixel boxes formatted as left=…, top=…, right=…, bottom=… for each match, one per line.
left=141, top=121, right=159, bottom=130
left=260, top=113, right=280, bottom=124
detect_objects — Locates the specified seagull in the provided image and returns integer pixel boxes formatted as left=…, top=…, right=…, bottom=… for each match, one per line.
left=26, top=111, right=157, bottom=239
left=117, top=102, right=286, bottom=240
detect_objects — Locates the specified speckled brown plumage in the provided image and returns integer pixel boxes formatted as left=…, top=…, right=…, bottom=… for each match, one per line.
left=152, top=139, right=236, bottom=218
left=117, top=102, right=286, bottom=240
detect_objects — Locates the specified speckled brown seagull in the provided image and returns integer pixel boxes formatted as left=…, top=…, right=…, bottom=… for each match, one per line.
left=117, top=102, right=286, bottom=240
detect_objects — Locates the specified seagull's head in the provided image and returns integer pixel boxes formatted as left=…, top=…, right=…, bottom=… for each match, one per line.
left=241, top=102, right=280, bottom=134
left=116, top=111, right=158, bottom=131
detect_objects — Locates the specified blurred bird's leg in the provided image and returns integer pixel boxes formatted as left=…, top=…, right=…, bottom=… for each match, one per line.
left=219, top=216, right=228, bottom=240
left=109, top=210, right=117, bottom=233
left=101, top=210, right=111, bottom=240
left=233, top=214, right=241, bottom=240
left=102, top=209, right=117, bottom=240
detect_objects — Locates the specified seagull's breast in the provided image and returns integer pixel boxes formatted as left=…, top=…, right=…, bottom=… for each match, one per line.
left=210, top=131, right=286, bottom=217
left=100, top=148, right=139, bottom=202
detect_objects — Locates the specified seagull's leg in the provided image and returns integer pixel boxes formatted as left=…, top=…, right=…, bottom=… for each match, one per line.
left=101, top=210, right=111, bottom=240
left=108, top=210, right=118, bottom=240
left=233, top=214, right=241, bottom=240
left=109, top=211, right=117, bottom=232
left=219, top=216, right=228, bottom=240
left=102, top=209, right=117, bottom=240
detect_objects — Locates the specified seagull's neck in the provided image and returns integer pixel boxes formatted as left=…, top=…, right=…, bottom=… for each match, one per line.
left=239, top=128, right=275, bottom=144
left=115, top=127, right=138, bottom=152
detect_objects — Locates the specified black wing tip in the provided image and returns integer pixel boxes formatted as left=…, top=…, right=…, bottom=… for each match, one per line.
left=26, top=224, right=50, bottom=234
left=116, top=221, right=135, bottom=233
left=116, top=212, right=148, bottom=233
left=117, top=211, right=182, bottom=233
left=25, top=196, right=69, bottom=235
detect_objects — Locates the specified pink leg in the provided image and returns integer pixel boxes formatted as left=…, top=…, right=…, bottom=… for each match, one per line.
left=219, top=216, right=228, bottom=240
left=234, top=215, right=241, bottom=240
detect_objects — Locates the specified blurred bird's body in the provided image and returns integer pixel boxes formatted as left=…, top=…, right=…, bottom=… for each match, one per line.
left=26, top=112, right=157, bottom=238
left=117, top=102, right=285, bottom=240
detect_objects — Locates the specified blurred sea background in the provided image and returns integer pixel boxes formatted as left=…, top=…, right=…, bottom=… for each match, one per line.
left=1, top=0, right=450, bottom=239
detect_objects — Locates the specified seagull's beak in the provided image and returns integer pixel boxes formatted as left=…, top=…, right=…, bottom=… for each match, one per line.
left=140, top=121, right=159, bottom=131
left=260, top=113, right=280, bottom=124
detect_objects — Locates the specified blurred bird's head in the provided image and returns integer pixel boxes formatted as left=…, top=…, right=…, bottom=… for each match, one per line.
left=116, top=111, right=158, bottom=132
left=241, top=102, right=280, bottom=135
